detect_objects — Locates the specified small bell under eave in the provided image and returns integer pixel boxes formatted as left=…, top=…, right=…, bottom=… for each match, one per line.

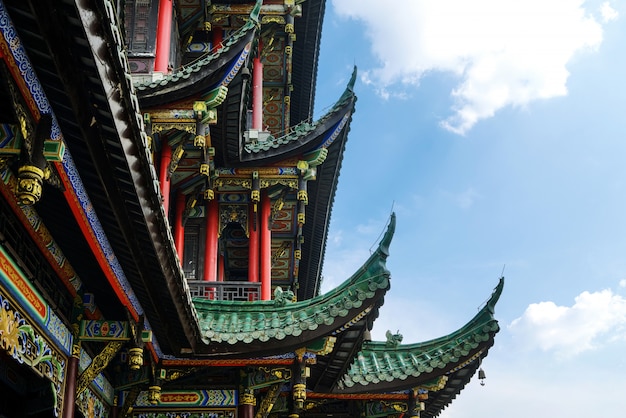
left=478, top=367, right=486, bottom=386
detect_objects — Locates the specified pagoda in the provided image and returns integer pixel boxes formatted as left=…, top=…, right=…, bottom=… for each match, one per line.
left=0, top=1, right=502, bottom=417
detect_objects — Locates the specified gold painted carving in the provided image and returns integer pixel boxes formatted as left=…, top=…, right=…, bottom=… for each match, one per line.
left=417, top=375, right=448, bottom=392
left=194, top=135, right=206, bottom=147
left=311, top=336, right=336, bottom=356
left=292, top=383, right=307, bottom=410
left=262, top=16, right=286, bottom=25
left=193, top=101, right=208, bottom=114
left=152, top=122, right=196, bottom=134
left=148, top=385, right=161, bottom=405
left=255, top=383, right=281, bottom=418
left=71, top=343, right=82, bottom=359
left=200, top=163, right=210, bottom=176
left=16, top=165, right=45, bottom=205
left=260, top=179, right=298, bottom=189
left=219, top=204, right=249, bottom=237
left=214, top=178, right=252, bottom=189
left=240, top=389, right=256, bottom=406
left=128, top=346, right=144, bottom=370
left=382, top=401, right=408, bottom=413
left=76, top=341, right=123, bottom=395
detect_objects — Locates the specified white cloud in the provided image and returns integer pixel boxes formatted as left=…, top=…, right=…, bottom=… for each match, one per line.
left=332, top=0, right=610, bottom=134
left=508, top=289, right=626, bottom=357
left=601, top=2, right=619, bottom=22
left=620, top=279, right=626, bottom=288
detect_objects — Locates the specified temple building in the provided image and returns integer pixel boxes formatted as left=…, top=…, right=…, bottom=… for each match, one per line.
left=0, top=1, right=502, bottom=417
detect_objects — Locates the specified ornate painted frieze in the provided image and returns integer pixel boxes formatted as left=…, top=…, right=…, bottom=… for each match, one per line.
left=132, top=411, right=235, bottom=418
left=79, top=346, right=116, bottom=404
left=0, top=245, right=72, bottom=354
left=76, top=387, right=110, bottom=418
left=133, top=389, right=237, bottom=407
left=318, top=112, right=351, bottom=150
left=0, top=292, right=66, bottom=416
left=1, top=0, right=150, bottom=338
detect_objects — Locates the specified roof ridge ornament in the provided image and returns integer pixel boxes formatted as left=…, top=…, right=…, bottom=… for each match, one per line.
left=385, top=330, right=403, bottom=348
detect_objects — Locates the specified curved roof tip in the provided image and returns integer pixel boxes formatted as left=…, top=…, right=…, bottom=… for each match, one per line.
left=486, top=276, right=504, bottom=314
left=250, top=0, right=263, bottom=22
left=348, top=65, right=358, bottom=91
left=331, top=66, right=359, bottom=109
left=377, top=212, right=396, bottom=258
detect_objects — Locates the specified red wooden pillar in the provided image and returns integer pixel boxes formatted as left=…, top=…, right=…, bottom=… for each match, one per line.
left=248, top=204, right=260, bottom=300
left=155, top=0, right=173, bottom=73
left=158, top=142, right=172, bottom=218
left=174, top=192, right=185, bottom=260
left=212, top=28, right=223, bottom=51
left=252, top=56, right=263, bottom=130
left=239, top=390, right=255, bottom=418
left=204, top=199, right=219, bottom=281
left=248, top=205, right=259, bottom=283
left=260, top=193, right=271, bottom=300
left=61, top=346, right=80, bottom=418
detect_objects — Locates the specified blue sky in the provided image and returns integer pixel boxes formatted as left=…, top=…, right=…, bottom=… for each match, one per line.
left=316, top=1, right=626, bottom=416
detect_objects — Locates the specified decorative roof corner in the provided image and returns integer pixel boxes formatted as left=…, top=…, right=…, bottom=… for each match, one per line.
left=189, top=213, right=396, bottom=357
left=332, top=65, right=357, bottom=112
left=250, top=0, right=263, bottom=25
left=242, top=67, right=357, bottom=158
left=335, top=277, right=503, bottom=393
left=135, top=7, right=258, bottom=107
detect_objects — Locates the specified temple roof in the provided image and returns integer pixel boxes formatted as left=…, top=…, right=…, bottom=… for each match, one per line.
left=335, top=277, right=503, bottom=393
left=135, top=1, right=260, bottom=108
left=1, top=0, right=201, bottom=355
left=191, top=213, right=395, bottom=357
left=241, top=67, right=356, bottom=162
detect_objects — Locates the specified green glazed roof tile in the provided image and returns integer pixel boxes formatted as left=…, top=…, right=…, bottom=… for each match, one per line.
left=244, top=67, right=358, bottom=154
left=134, top=1, right=260, bottom=92
left=337, top=278, right=503, bottom=392
left=192, top=214, right=396, bottom=352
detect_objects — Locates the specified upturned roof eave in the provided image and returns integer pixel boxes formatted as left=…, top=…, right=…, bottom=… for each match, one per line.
left=239, top=67, right=357, bottom=164
left=135, top=27, right=257, bottom=108
left=188, top=214, right=396, bottom=357
left=3, top=0, right=205, bottom=355
left=135, top=0, right=261, bottom=108
left=334, top=278, right=503, bottom=394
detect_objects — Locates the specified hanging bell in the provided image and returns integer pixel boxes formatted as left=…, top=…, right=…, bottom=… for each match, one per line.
left=478, top=368, right=486, bottom=386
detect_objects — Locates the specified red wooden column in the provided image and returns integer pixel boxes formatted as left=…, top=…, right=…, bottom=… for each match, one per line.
left=203, top=199, right=219, bottom=281
left=260, top=193, right=271, bottom=300
left=61, top=345, right=80, bottom=418
left=212, top=28, right=223, bottom=51
left=252, top=56, right=263, bottom=130
left=239, top=390, right=255, bottom=418
left=158, top=142, right=172, bottom=218
left=155, top=0, right=173, bottom=73
left=174, top=192, right=185, bottom=260
left=248, top=205, right=259, bottom=283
